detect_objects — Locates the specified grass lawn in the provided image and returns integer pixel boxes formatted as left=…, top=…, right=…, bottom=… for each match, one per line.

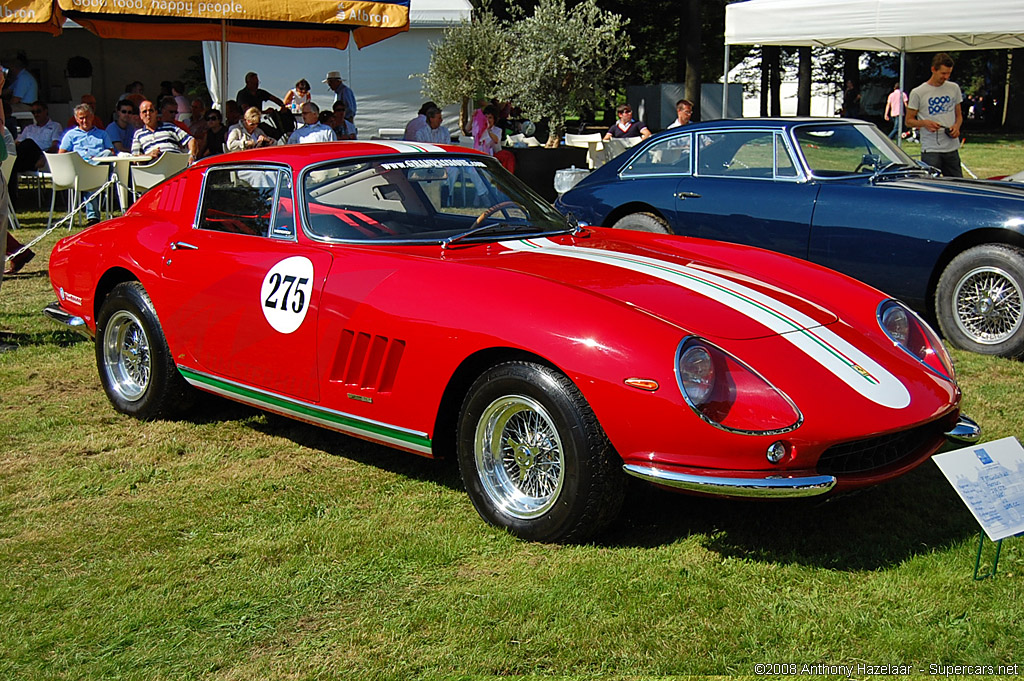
left=3, top=158, right=1024, bottom=680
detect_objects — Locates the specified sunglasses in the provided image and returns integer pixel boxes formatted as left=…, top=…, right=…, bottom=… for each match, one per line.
left=119, top=109, right=134, bottom=114
left=204, top=115, right=220, bottom=121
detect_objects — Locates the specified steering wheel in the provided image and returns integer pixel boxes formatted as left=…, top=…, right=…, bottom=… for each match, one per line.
left=474, top=201, right=520, bottom=226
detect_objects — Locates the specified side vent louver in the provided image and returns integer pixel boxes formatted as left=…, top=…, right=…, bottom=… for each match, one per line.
left=331, top=330, right=405, bottom=393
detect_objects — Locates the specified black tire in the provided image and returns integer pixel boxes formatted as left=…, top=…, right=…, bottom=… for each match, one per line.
left=456, top=361, right=624, bottom=543
left=936, top=244, right=1024, bottom=358
left=95, top=281, right=194, bottom=419
left=612, top=212, right=671, bottom=234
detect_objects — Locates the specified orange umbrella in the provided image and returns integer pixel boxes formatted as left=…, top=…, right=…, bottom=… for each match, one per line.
left=0, top=0, right=64, bottom=35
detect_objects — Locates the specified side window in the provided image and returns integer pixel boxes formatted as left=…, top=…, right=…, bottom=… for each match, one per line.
left=621, top=133, right=691, bottom=176
left=198, top=167, right=280, bottom=237
left=775, top=134, right=798, bottom=178
left=270, top=173, right=295, bottom=239
left=697, top=131, right=774, bottom=178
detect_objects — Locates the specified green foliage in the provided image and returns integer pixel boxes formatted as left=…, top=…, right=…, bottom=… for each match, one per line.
left=500, top=0, right=630, bottom=143
left=421, top=9, right=506, bottom=108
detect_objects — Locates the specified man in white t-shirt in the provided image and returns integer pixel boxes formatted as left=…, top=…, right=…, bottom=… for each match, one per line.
left=907, top=52, right=963, bottom=177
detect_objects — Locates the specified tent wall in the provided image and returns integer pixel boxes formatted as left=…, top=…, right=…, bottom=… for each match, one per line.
left=204, top=26, right=463, bottom=138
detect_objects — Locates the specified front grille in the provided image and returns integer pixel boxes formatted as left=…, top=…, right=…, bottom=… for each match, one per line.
left=817, top=419, right=948, bottom=475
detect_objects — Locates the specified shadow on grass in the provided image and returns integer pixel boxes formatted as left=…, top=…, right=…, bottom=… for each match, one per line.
left=602, top=463, right=979, bottom=570
left=175, top=394, right=977, bottom=567
left=0, top=329, right=87, bottom=348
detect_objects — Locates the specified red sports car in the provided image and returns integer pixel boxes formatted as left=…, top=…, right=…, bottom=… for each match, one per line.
left=46, top=142, right=979, bottom=542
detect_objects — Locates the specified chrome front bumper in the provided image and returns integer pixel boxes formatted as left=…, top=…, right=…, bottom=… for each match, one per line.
left=43, top=301, right=92, bottom=338
left=622, top=464, right=836, bottom=498
left=624, top=415, right=981, bottom=499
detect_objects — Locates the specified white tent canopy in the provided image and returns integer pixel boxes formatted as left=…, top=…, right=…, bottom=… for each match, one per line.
left=725, top=0, right=1024, bottom=52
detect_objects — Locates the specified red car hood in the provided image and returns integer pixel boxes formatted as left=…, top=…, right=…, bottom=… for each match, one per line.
left=484, top=231, right=845, bottom=341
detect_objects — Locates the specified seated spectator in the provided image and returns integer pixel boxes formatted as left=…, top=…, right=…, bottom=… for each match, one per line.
left=198, top=109, right=226, bottom=158
left=172, top=81, right=190, bottom=122
left=158, top=97, right=190, bottom=133
left=8, top=102, right=63, bottom=209
left=227, top=107, right=279, bottom=151
left=287, top=103, right=337, bottom=144
left=603, top=104, right=651, bottom=141
left=59, top=103, right=114, bottom=224
left=404, top=101, right=437, bottom=141
left=105, top=99, right=137, bottom=153
left=332, top=102, right=357, bottom=140
left=189, top=98, right=208, bottom=139
left=283, top=79, right=312, bottom=114
left=2, top=53, right=38, bottom=112
left=65, top=95, right=106, bottom=130
left=414, top=107, right=451, bottom=144
left=124, top=80, right=146, bottom=110
left=131, top=99, right=196, bottom=159
left=224, top=100, right=242, bottom=126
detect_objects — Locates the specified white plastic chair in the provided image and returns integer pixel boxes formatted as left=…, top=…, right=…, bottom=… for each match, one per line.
left=565, top=133, right=602, bottom=148
left=43, top=152, right=110, bottom=228
left=131, top=152, right=189, bottom=195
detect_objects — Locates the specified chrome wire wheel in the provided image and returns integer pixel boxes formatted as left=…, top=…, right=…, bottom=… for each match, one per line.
left=474, top=394, right=565, bottom=519
left=102, top=309, right=152, bottom=402
left=953, top=265, right=1024, bottom=345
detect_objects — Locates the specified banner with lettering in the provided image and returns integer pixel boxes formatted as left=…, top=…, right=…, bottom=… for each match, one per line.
left=0, top=0, right=62, bottom=34
left=56, top=0, right=410, bottom=48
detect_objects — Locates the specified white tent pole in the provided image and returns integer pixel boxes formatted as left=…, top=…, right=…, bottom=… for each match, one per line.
left=898, top=38, right=906, bottom=147
left=722, top=43, right=730, bottom=119
left=221, top=21, right=228, bottom=110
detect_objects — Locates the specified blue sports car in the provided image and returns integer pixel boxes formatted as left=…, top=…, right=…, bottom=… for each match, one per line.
left=556, top=118, right=1024, bottom=358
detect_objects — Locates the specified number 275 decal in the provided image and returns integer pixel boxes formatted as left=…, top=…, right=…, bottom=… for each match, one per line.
left=260, top=256, right=315, bottom=334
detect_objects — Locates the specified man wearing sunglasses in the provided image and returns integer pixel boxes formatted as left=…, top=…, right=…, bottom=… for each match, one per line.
left=131, top=99, right=196, bottom=161
left=106, top=100, right=138, bottom=153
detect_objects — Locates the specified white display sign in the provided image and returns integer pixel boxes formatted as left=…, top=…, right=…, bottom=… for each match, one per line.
left=933, top=437, right=1024, bottom=541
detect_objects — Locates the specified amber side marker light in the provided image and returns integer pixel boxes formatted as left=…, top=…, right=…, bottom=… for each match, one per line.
left=624, top=378, right=660, bottom=391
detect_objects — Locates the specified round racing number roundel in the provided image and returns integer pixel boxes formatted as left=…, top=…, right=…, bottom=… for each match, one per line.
left=260, top=256, right=315, bottom=334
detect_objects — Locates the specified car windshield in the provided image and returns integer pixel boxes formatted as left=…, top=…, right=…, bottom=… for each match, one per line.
left=793, top=123, right=918, bottom=178
left=301, top=154, right=569, bottom=243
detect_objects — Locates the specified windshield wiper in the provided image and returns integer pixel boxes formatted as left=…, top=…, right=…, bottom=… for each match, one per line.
left=871, top=161, right=927, bottom=182
left=441, top=222, right=551, bottom=250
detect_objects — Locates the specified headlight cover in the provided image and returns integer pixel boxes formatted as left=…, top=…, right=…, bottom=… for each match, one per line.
left=877, top=299, right=955, bottom=381
left=675, top=337, right=802, bottom=435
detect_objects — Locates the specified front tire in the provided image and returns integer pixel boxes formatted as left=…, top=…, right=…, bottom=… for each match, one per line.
left=612, top=212, right=671, bottom=234
left=457, top=362, right=624, bottom=543
left=936, top=244, right=1024, bottom=357
left=96, top=281, right=194, bottom=419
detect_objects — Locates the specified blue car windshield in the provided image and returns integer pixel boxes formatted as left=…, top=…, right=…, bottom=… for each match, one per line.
left=793, top=123, right=917, bottom=178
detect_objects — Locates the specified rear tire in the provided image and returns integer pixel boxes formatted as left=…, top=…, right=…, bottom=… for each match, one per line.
left=457, top=361, right=624, bottom=543
left=612, top=212, right=671, bottom=234
left=936, top=244, right=1024, bottom=357
left=96, top=281, right=194, bottom=419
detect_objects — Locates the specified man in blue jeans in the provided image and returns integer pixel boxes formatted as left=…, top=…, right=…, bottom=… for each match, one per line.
left=59, top=103, right=114, bottom=225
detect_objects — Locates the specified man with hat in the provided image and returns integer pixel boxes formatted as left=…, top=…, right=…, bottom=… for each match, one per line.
left=323, top=71, right=356, bottom=123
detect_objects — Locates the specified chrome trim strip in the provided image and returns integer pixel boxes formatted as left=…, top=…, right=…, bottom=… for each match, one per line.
left=945, top=415, right=981, bottom=444
left=623, top=463, right=836, bottom=498
left=43, top=301, right=92, bottom=338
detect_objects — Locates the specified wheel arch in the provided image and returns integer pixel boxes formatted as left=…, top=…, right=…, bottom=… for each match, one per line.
left=603, top=202, right=672, bottom=230
left=431, top=347, right=561, bottom=458
left=93, top=267, right=141, bottom=322
left=927, top=228, right=1024, bottom=320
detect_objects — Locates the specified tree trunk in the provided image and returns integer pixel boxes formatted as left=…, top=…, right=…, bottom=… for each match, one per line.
left=684, top=0, right=702, bottom=120
left=460, top=97, right=471, bottom=136
left=768, top=46, right=781, bottom=117
left=760, top=47, right=770, bottom=117
left=546, top=123, right=563, bottom=148
left=797, top=46, right=812, bottom=116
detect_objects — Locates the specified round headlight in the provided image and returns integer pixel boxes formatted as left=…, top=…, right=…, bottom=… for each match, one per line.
left=881, top=304, right=909, bottom=345
left=679, top=345, right=715, bottom=406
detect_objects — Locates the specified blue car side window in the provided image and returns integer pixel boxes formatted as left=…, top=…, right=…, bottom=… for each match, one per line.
left=621, top=134, right=691, bottom=177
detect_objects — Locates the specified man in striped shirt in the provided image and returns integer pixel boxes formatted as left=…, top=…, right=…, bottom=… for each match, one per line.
left=131, top=99, right=196, bottom=160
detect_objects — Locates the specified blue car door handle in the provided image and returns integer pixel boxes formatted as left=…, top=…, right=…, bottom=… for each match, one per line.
left=676, top=191, right=701, bottom=199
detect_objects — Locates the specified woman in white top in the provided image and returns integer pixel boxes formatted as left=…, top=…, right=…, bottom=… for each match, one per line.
left=473, top=105, right=502, bottom=156
left=283, top=79, right=312, bottom=114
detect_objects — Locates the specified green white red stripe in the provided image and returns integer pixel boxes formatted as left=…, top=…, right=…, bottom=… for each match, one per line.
left=178, top=366, right=432, bottom=454
left=505, top=237, right=911, bottom=410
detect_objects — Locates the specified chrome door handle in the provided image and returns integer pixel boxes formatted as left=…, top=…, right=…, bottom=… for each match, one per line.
left=171, top=241, right=198, bottom=251
left=675, top=192, right=701, bottom=199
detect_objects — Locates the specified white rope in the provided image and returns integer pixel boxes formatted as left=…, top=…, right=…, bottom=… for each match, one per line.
left=4, top=177, right=119, bottom=266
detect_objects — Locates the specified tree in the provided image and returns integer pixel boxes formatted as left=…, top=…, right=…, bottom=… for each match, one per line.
left=421, top=7, right=506, bottom=135
left=500, top=0, right=631, bottom=146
